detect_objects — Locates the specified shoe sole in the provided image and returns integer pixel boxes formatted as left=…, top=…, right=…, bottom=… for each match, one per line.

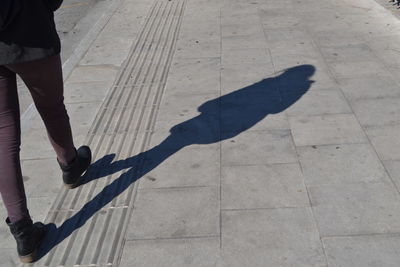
left=19, top=249, right=37, bottom=263
left=64, top=181, right=80, bottom=189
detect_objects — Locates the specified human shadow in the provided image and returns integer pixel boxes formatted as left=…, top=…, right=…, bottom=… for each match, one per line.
left=37, top=64, right=315, bottom=260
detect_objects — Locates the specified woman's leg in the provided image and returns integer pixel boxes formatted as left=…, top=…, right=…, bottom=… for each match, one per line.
left=6, top=55, right=76, bottom=164
left=0, top=66, right=30, bottom=222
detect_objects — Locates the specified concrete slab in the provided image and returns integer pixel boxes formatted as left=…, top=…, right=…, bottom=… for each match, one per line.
left=309, top=183, right=400, bottom=236
left=222, top=34, right=267, bottom=50
left=222, top=24, right=264, bottom=38
left=323, top=235, right=400, bottom=267
left=351, top=97, right=400, bottom=127
left=289, top=114, right=367, bottom=146
left=269, top=40, right=318, bottom=57
left=298, top=143, right=389, bottom=186
left=329, top=60, right=390, bottom=79
left=221, top=129, right=297, bottom=165
left=67, top=65, right=119, bottom=83
left=139, top=146, right=220, bottom=189
left=126, top=187, right=219, bottom=239
left=366, top=124, right=400, bottom=161
left=166, top=57, right=221, bottom=95
left=80, top=36, right=133, bottom=67
left=221, top=163, right=309, bottom=209
left=156, top=93, right=219, bottom=122
left=222, top=48, right=271, bottom=65
left=221, top=208, right=327, bottom=267
left=285, top=89, right=352, bottom=116
left=383, top=160, right=400, bottom=191
left=0, top=248, right=20, bottom=266
left=64, top=81, right=112, bottom=104
left=337, top=76, right=400, bottom=101
left=120, top=238, right=220, bottom=267
left=221, top=62, right=276, bottom=93
left=21, top=159, right=63, bottom=198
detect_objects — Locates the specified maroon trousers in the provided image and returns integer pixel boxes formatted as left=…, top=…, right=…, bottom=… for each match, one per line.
left=0, top=55, right=76, bottom=222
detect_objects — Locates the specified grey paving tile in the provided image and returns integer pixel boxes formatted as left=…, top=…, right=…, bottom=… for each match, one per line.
left=351, top=97, right=400, bottom=127
left=298, top=144, right=389, bottom=186
left=309, top=183, right=400, bottom=236
left=221, top=109, right=290, bottom=132
left=328, top=60, right=389, bottom=79
left=264, top=27, right=310, bottom=43
left=66, top=102, right=101, bottom=133
left=21, top=159, right=63, bottom=198
left=258, top=6, right=294, bottom=18
left=285, top=89, right=352, bottom=116
left=22, top=101, right=99, bottom=137
left=370, top=45, right=400, bottom=67
left=222, top=48, right=271, bottom=66
left=366, top=35, right=400, bottom=52
left=177, top=18, right=220, bottom=43
left=306, top=22, right=350, bottom=35
left=281, top=80, right=339, bottom=93
left=289, top=114, right=367, bottom=146
left=183, top=6, right=220, bottom=23
left=67, top=65, right=119, bottom=84
left=0, top=203, right=14, bottom=249
left=221, top=62, right=276, bottom=93
left=338, top=76, right=400, bottom=101
left=20, top=127, right=86, bottom=160
left=0, top=248, right=20, bottom=266
left=148, top=127, right=221, bottom=150
left=18, top=90, right=32, bottom=116
left=100, top=3, right=147, bottom=38
left=166, top=57, right=220, bottom=95
left=269, top=40, right=318, bottom=57
left=156, top=93, right=219, bottom=122
left=221, top=24, right=264, bottom=38
left=382, top=47, right=400, bottom=72
left=20, top=128, right=57, bottom=160
left=221, top=12, right=260, bottom=26
left=366, top=125, right=400, bottom=161
left=26, top=196, right=54, bottom=222
left=383, top=160, right=400, bottom=191
left=221, top=208, right=327, bottom=267
left=222, top=34, right=267, bottom=50
left=101, top=13, right=143, bottom=39
left=221, top=129, right=297, bottom=165
left=257, top=1, right=292, bottom=10
left=64, top=81, right=112, bottom=104
left=319, top=43, right=376, bottom=63
left=323, top=235, right=400, bottom=267
left=261, top=16, right=302, bottom=30
left=120, top=238, right=220, bottom=267
left=126, top=187, right=219, bottom=239
left=80, top=35, right=133, bottom=66
left=311, top=30, right=365, bottom=47
left=351, top=20, right=400, bottom=37
left=175, top=38, right=220, bottom=59
left=139, top=146, right=220, bottom=189
left=221, top=163, right=309, bottom=209
left=271, top=53, right=328, bottom=72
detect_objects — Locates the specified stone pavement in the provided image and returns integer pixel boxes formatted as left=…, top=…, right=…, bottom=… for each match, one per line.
left=2, top=0, right=400, bottom=266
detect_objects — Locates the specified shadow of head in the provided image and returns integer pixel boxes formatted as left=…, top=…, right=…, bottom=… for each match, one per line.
left=169, top=64, right=316, bottom=144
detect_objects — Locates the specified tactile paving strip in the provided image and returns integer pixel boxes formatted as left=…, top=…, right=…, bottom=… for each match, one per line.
left=32, top=0, right=186, bottom=266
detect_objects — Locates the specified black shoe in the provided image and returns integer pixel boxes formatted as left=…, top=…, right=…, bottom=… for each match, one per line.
left=58, top=145, right=92, bottom=189
left=7, top=217, right=47, bottom=263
